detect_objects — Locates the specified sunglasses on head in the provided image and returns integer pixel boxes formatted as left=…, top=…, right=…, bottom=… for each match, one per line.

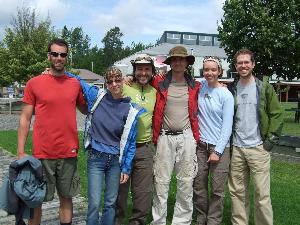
left=203, top=56, right=222, bottom=68
left=135, top=56, right=153, bottom=62
left=49, top=52, right=68, bottom=58
left=106, top=79, right=122, bottom=85
left=203, top=56, right=221, bottom=61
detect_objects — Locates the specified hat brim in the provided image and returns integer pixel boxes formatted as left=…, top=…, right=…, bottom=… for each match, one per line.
left=163, top=55, right=195, bottom=65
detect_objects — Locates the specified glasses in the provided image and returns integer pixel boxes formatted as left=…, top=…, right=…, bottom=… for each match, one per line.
left=236, top=60, right=251, bottom=66
left=106, top=79, right=122, bottom=85
left=49, top=52, right=68, bottom=58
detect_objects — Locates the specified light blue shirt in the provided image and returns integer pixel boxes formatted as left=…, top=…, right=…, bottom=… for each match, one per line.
left=198, top=80, right=234, bottom=154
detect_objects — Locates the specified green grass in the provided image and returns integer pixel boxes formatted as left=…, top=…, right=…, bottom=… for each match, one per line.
left=0, top=103, right=299, bottom=224
left=0, top=130, right=299, bottom=225
left=281, top=102, right=300, bottom=136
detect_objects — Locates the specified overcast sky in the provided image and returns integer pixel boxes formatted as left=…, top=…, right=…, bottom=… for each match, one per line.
left=0, top=0, right=225, bottom=47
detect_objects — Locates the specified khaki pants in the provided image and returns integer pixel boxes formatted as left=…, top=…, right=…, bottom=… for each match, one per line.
left=228, top=145, right=273, bottom=225
left=115, top=143, right=154, bottom=225
left=193, top=142, right=230, bottom=225
left=151, top=128, right=198, bottom=225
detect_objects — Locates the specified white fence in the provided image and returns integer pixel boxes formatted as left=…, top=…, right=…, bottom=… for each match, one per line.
left=0, top=98, right=22, bottom=114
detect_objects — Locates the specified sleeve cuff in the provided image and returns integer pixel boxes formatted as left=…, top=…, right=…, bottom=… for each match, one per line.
left=214, top=150, right=223, bottom=157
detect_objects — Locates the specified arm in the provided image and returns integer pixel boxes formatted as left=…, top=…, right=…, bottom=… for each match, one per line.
left=150, top=74, right=163, bottom=90
left=266, top=84, right=283, bottom=140
left=65, top=72, right=99, bottom=111
left=121, top=126, right=137, bottom=176
left=120, top=106, right=146, bottom=178
left=76, top=87, right=88, bottom=115
left=212, top=92, right=234, bottom=158
left=17, top=104, right=34, bottom=159
left=267, top=84, right=283, bottom=138
left=77, top=102, right=88, bottom=115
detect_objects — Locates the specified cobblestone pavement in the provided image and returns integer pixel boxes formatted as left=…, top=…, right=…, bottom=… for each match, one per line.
left=0, top=148, right=87, bottom=225
left=0, top=111, right=85, bottom=131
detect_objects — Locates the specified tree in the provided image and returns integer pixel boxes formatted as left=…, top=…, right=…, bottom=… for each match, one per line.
left=0, top=7, right=55, bottom=86
left=61, top=26, right=91, bottom=69
left=218, top=0, right=300, bottom=80
left=101, top=27, right=124, bottom=69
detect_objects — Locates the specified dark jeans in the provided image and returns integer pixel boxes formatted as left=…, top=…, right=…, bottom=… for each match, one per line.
left=193, top=141, right=230, bottom=225
left=115, top=143, right=154, bottom=225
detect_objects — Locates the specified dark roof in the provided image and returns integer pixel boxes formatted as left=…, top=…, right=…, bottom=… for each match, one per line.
left=142, top=43, right=227, bottom=58
left=161, top=30, right=219, bottom=37
left=77, top=69, right=101, bottom=81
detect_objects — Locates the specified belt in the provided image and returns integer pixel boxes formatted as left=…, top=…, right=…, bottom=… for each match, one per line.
left=198, top=140, right=215, bottom=148
left=160, top=130, right=183, bottom=135
left=136, top=142, right=150, bottom=147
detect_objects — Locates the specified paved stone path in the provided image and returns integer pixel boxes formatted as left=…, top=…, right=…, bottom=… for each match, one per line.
left=0, top=148, right=87, bottom=225
left=0, top=112, right=85, bottom=131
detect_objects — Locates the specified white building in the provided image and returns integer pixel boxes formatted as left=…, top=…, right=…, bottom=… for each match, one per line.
left=115, top=31, right=233, bottom=81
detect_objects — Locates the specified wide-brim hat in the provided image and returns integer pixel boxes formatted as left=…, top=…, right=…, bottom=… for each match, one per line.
left=163, top=46, right=195, bottom=65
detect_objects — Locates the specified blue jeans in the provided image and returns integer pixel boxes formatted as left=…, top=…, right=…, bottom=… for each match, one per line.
left=86, top=149, right=121, bottom=225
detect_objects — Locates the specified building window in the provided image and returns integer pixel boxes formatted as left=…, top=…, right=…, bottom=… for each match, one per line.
left=183, top=34, right=197, bottom=40
left=167, top=33, right=180, bottom=39
left=213, top=37, right=220, bottom=46
left=199, top=35, right=212, bottom=46
left=183, top=34, right=197, bottom=45
left=199, top=69, right=204, bottom=78
left=166, top=33, right=181, bottom=44
left=199, top=35, right=212, bottom=41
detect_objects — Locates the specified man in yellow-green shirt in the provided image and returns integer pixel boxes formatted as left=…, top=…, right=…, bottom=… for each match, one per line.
left=115, top=54, right=157, bottom=225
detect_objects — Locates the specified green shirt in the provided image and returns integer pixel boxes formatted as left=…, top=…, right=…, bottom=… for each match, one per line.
left=123, top=83, right=156, bottom=143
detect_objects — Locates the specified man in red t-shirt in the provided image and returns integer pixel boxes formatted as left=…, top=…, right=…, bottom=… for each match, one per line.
left=17, top=38, right=86, bottom=225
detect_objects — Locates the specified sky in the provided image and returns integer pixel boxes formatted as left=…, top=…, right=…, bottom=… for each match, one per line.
left=0, top=0, right=225, bottom=47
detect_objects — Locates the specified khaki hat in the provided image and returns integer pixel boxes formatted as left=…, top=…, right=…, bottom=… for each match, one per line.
left=163, top=46, right=195, bottom=65
left=131, top=54, right=154, bottom=65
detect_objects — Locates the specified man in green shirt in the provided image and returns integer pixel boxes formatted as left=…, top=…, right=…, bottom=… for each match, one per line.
left=115, top=54, right=157, bottom=225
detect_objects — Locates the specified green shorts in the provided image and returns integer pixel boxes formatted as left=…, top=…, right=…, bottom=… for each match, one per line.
left=41, top=157, right=80, bottom=202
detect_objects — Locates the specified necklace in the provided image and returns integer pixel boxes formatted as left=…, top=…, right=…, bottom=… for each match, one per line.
left=140, top=86, right=145, bottom=101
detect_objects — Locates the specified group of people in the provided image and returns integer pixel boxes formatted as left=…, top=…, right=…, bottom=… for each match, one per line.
left=17, top=38, right=283, bottom=225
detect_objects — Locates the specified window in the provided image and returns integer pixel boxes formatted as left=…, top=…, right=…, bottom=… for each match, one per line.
left=166, top=33, right=181, bottom=44
left=199, top=35, right=212, bottom=41
left=167, top=33, right=181, bottom=39
left=183, top=34, right=197, bottom=40
left=213, top=37, right=220, bottom=46
left=199, top=35, right=212, bottom=46
left=183, top=34, right=197, bottom=45
left=199, top=69, right=204, bottom=78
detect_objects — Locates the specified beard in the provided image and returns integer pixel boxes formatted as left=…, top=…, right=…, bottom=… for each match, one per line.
left=136, top=75, right=151, bottom=86
left=51, top=61, right=65, bottom=74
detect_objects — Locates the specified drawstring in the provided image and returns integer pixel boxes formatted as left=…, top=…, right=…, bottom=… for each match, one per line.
left=141, top=86, right=145, bottom=101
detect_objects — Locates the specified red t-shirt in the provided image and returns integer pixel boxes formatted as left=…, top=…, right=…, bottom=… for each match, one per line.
left=23, top=74, right=85, bottom=159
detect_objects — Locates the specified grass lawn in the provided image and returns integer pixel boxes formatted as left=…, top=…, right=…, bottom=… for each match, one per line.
left=0, top=102, right=299, bottom=224
left=281, top=102, right=300, bottom=136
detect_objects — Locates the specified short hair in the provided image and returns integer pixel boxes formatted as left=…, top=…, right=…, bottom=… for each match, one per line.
left=234, top=49, right=255, bottom=63
left=47, top=38, right=69, bottom=53
left=104, top=67, right=123, bottom=80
